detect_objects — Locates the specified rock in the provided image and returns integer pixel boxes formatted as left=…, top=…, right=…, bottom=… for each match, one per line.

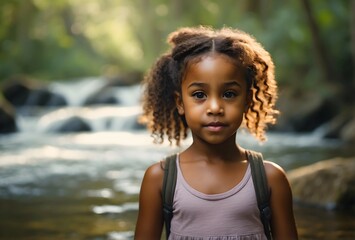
left=340, top=117, right=355, bottom=143
left=131, top=121, right=146, bottom=131
left=2, top=76, right=67, bottom=107
left=287, top=158, right=355, bottom=210
left=25, top=89, right=67, bottom=107
left=273, top=89, right=338, bottom=132
left=0, top=99, right=17, bottom=133
left=321, top=112, right=352, bottom=139
left=320, top=110, right=355, bottom=143
left=130, top=115, right=146, bottom=131
left=1, top=77, right=32, bottom=107
left=83, top=87, right=119, bottom=105
left=53, top=116, right=91, bottom=133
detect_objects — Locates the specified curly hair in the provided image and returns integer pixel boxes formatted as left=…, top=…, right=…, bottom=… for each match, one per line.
left=141, top=26, right=278, bottom=145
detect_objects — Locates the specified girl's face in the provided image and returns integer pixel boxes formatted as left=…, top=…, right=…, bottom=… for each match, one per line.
left=176, top=53, right=249, bottom=145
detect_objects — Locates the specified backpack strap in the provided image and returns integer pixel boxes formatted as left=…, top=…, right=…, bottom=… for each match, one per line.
left=247, top=150, right=273, bottom=240
left=162, top=154, right=177, bottom=239
left=161, top=152, right=272, bottom=239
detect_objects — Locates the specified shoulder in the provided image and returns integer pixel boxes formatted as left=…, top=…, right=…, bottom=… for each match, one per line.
left=142, top=154, right=178, bottom=189
left=263, top=161, right=290, bottom=189
left=263, top=161, right=286, bottom=179
left=138, top=161, right=165, bottom=204
left=264, top=161, right=291, bottom=199
left=143, top=161, right=165, bottom=187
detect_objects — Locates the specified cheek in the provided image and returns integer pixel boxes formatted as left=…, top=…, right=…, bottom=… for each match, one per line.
left=228, top=102, right=248, bottom=119
left=182, top=104, right=201, bottom=121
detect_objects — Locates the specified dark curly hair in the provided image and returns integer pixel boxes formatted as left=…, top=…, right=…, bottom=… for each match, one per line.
left=141, top=26, right=278, bottom=145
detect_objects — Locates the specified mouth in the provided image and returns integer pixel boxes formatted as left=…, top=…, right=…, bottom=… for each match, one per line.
left=204, top=122, right=227, bottom=131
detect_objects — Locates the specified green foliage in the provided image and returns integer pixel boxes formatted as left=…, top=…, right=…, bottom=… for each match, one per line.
left=0, top=0, right=352, bottom=98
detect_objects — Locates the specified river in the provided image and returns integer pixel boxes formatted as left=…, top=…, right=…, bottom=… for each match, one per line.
left=0, top=78, right=354, bottom=240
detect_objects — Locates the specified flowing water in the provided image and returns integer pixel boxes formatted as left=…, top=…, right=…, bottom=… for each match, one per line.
left=0, top=78, right=354, bottom=240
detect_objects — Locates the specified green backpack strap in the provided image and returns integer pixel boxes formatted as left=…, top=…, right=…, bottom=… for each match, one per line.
left=247, top=150, right=273, bottom=240
left=162, top=154, right=177, bottom=239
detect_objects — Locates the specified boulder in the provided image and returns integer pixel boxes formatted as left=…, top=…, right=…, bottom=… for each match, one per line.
left=53, top=116, right=91, bottom=133
left=2, top=77, right=67, bottom=107
left=25, top=89, right=67, bottom=107
left=321, top=112, right=352, bottom=139
left=287, top=158, right=355, bottom=210
left=0, top=99, right=17, bottom=133
left=131, top=120, right=146, bottom=131
left=273, top=89, right=338, bottom=132
left=129, top=115, right=146, bottom=131
left=320, top=110, right=355, bottom=143
left=340, top=117, right=355, bottom=143
left=83, top=88, right=119, bottom=106
left=1, top=77, right=32, bottom=107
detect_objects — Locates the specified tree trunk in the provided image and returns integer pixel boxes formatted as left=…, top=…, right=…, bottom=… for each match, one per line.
left=299, top=0, right=336, bottom=87
left=351, top=0, right=355, bottom=90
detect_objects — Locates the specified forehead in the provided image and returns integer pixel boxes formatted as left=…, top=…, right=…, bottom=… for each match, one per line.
left=184, top=53, right=244, bottom=80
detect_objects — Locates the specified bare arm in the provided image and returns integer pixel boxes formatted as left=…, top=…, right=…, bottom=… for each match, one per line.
left=265, top=162, right=298, bottom=240
left=134, top=162, right=164, bottom=240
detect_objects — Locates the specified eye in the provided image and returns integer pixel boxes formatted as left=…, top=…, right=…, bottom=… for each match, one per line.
left=192, top=91, right=206, bottom=99
left=223, top=91, right=237, bottom=99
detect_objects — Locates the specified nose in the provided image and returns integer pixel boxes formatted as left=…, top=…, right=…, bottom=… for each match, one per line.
left=207, top=97, right=224, bottom=115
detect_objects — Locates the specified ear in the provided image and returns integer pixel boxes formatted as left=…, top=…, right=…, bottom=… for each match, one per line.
left=174, top=91, right=185, bottom=115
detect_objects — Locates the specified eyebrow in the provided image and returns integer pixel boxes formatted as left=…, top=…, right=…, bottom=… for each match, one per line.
left=187, top=81, right=242, bottom=89
left=224, top=81, right=242, bottom=88
left=187, top=82, right=207, bottom=88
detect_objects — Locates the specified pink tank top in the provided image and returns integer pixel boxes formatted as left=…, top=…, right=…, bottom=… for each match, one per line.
left=169, top=155, right=267, bottom=240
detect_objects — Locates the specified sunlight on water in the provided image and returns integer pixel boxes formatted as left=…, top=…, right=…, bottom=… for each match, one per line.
left=92, top=202, right=138, bottom=214
left=113, top=179, right=141, bottom=195
left=70, top=131, right=160, bottom=147
left=107, top=231, right=134, bottom=240
left=106, top=170, right=131, bottom=179
left=0, top=145, right=99, bottom=166
left=87, top=188, right=115, bottom=198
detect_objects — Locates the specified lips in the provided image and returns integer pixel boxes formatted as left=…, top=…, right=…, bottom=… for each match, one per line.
left=204, top=121, right=227, bottom=131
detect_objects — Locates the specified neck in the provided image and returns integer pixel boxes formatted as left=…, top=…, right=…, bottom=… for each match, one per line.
left=188, top=135, right=242, bottom=162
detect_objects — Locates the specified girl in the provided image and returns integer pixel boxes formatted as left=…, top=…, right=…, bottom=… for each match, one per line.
left=135, top=26, right=298, bottom=240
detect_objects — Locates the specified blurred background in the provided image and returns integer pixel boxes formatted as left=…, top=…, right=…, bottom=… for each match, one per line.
left=0, top=0, right=354, bottom=239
